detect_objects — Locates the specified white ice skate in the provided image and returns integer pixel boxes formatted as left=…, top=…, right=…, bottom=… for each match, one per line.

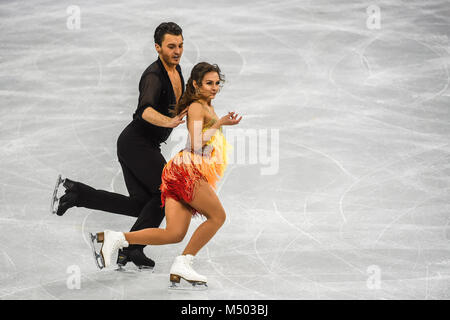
left=169, top=254, right=208, bottom=290
left=50, top=174, right=65, bottom=214
left=89, top=230, right=129, bottom=269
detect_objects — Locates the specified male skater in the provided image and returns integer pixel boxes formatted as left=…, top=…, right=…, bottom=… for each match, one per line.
left=51, top=22, right=186, bottom=269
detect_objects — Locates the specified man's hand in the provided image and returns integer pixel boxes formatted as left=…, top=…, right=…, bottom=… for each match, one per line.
left=166, top=107, right=188, bottom=128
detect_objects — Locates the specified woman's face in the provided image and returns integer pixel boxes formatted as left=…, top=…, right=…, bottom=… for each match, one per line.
left=198, top=72, right=221, bottom=100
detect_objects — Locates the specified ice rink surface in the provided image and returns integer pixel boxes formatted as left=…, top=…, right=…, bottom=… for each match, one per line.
left=1, top=0, right=449, bottom=299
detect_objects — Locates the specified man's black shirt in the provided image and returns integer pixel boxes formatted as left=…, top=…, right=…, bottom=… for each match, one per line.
left=132, top=57, right=185, bottom=144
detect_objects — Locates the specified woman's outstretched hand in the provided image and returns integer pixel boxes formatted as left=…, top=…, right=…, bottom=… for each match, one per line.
left=219, top=112, right=242, bottom=126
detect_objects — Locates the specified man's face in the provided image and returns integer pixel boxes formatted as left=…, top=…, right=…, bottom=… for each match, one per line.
left=156, top=34, right=183, bottom=66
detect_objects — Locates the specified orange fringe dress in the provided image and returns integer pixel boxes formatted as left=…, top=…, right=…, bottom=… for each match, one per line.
left=160, top=118, right=231, bottom=216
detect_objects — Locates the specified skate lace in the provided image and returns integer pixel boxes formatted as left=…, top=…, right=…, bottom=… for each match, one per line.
left=113, top=237, right=127, bottom=251
left=183, top=256, right=205, bottom=281
left=185, top=256, right=194, bottom=267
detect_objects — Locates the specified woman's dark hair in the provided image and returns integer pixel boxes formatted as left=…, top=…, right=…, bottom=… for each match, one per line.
left=173, top=62, right=225, bottom=116
left=154, top=22, right=183, bottom=46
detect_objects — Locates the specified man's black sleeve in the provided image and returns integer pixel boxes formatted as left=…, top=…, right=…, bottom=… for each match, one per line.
left=135, top=72, right=162, bottom=119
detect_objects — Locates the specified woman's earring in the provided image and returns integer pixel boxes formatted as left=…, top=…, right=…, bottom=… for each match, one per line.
left=195, top=88, right=200, bottom=95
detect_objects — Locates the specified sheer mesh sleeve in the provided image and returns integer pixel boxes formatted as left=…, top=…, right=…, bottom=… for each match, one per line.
left=135, top=72, right=162, bottom=118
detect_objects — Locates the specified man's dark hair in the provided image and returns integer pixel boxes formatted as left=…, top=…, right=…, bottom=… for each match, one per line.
left=154, top=22, right=183, bottom=46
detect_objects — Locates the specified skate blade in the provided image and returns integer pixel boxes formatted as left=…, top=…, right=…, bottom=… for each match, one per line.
left=115, top=265, right=136, bottom=273
left=168, top=275, right=208, bottom=291
left=138, top=265, right=155, bottom=272
left=89, top=232, right=105, bottom=270
left=50, top=174, right=64, bottom=215
left=115, top=264, right=154, bottom=273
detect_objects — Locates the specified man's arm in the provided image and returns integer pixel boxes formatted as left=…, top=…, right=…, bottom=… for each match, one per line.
left=142, top=106, right=187, bottom=128
left=141, top=107, right=172, bottom=127
left=136, top=72, right=169, bottom=127
left=137, top=72, right=187, bottom=128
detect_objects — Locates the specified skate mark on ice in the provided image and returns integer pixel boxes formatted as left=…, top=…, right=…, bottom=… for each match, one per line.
left=273, top=201, right=365, bottom=276
left=205, top=247, right=267, bottom=299
left=338, top=142, right=449, bottom=235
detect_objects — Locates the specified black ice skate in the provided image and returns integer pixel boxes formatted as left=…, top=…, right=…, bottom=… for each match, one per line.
left=50, top=175, right=78, bottom=215
left=56, top=191, right=78, bottom=216
left=115, top=249, right=128, bottom=271
left=115, top=248, right=155, bottom=272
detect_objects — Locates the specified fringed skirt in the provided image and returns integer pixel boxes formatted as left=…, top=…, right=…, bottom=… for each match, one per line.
left=160, top=144, right=228, bottom=216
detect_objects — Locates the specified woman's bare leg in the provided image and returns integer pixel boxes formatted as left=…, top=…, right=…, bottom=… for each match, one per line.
left=123, top=198, right=192, bottom=245
left=182, top=180, right=226, bottom=256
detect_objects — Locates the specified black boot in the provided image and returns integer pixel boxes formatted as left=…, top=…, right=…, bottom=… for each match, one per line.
left=117, top=249, right=129, bottom=268
left=63, top=178, right=78, bottom=192
left=129, top=247, right=155, bottom=269
left=56, top=191, right=78, bottom=216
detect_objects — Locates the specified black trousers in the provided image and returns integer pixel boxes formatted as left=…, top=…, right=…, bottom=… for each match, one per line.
left=75, top=121, right=166, bottom=251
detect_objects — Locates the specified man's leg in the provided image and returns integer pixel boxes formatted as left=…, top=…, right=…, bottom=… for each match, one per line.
left=68, top=179, right=147, bottom=218
left=116, top=139, right=167, bottom=268
left=129, top=195, right=165, bottom=242
left=118, top=195, right=165, bottom=268
left=119, top=157, right=165, bottom=249
left=56, top=125, right=152, bottom=217
left=119, top=146, right=167, bottom=236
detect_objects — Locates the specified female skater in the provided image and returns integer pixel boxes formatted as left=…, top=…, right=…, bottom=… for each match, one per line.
left=90, top=62, right=242, bottom=288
